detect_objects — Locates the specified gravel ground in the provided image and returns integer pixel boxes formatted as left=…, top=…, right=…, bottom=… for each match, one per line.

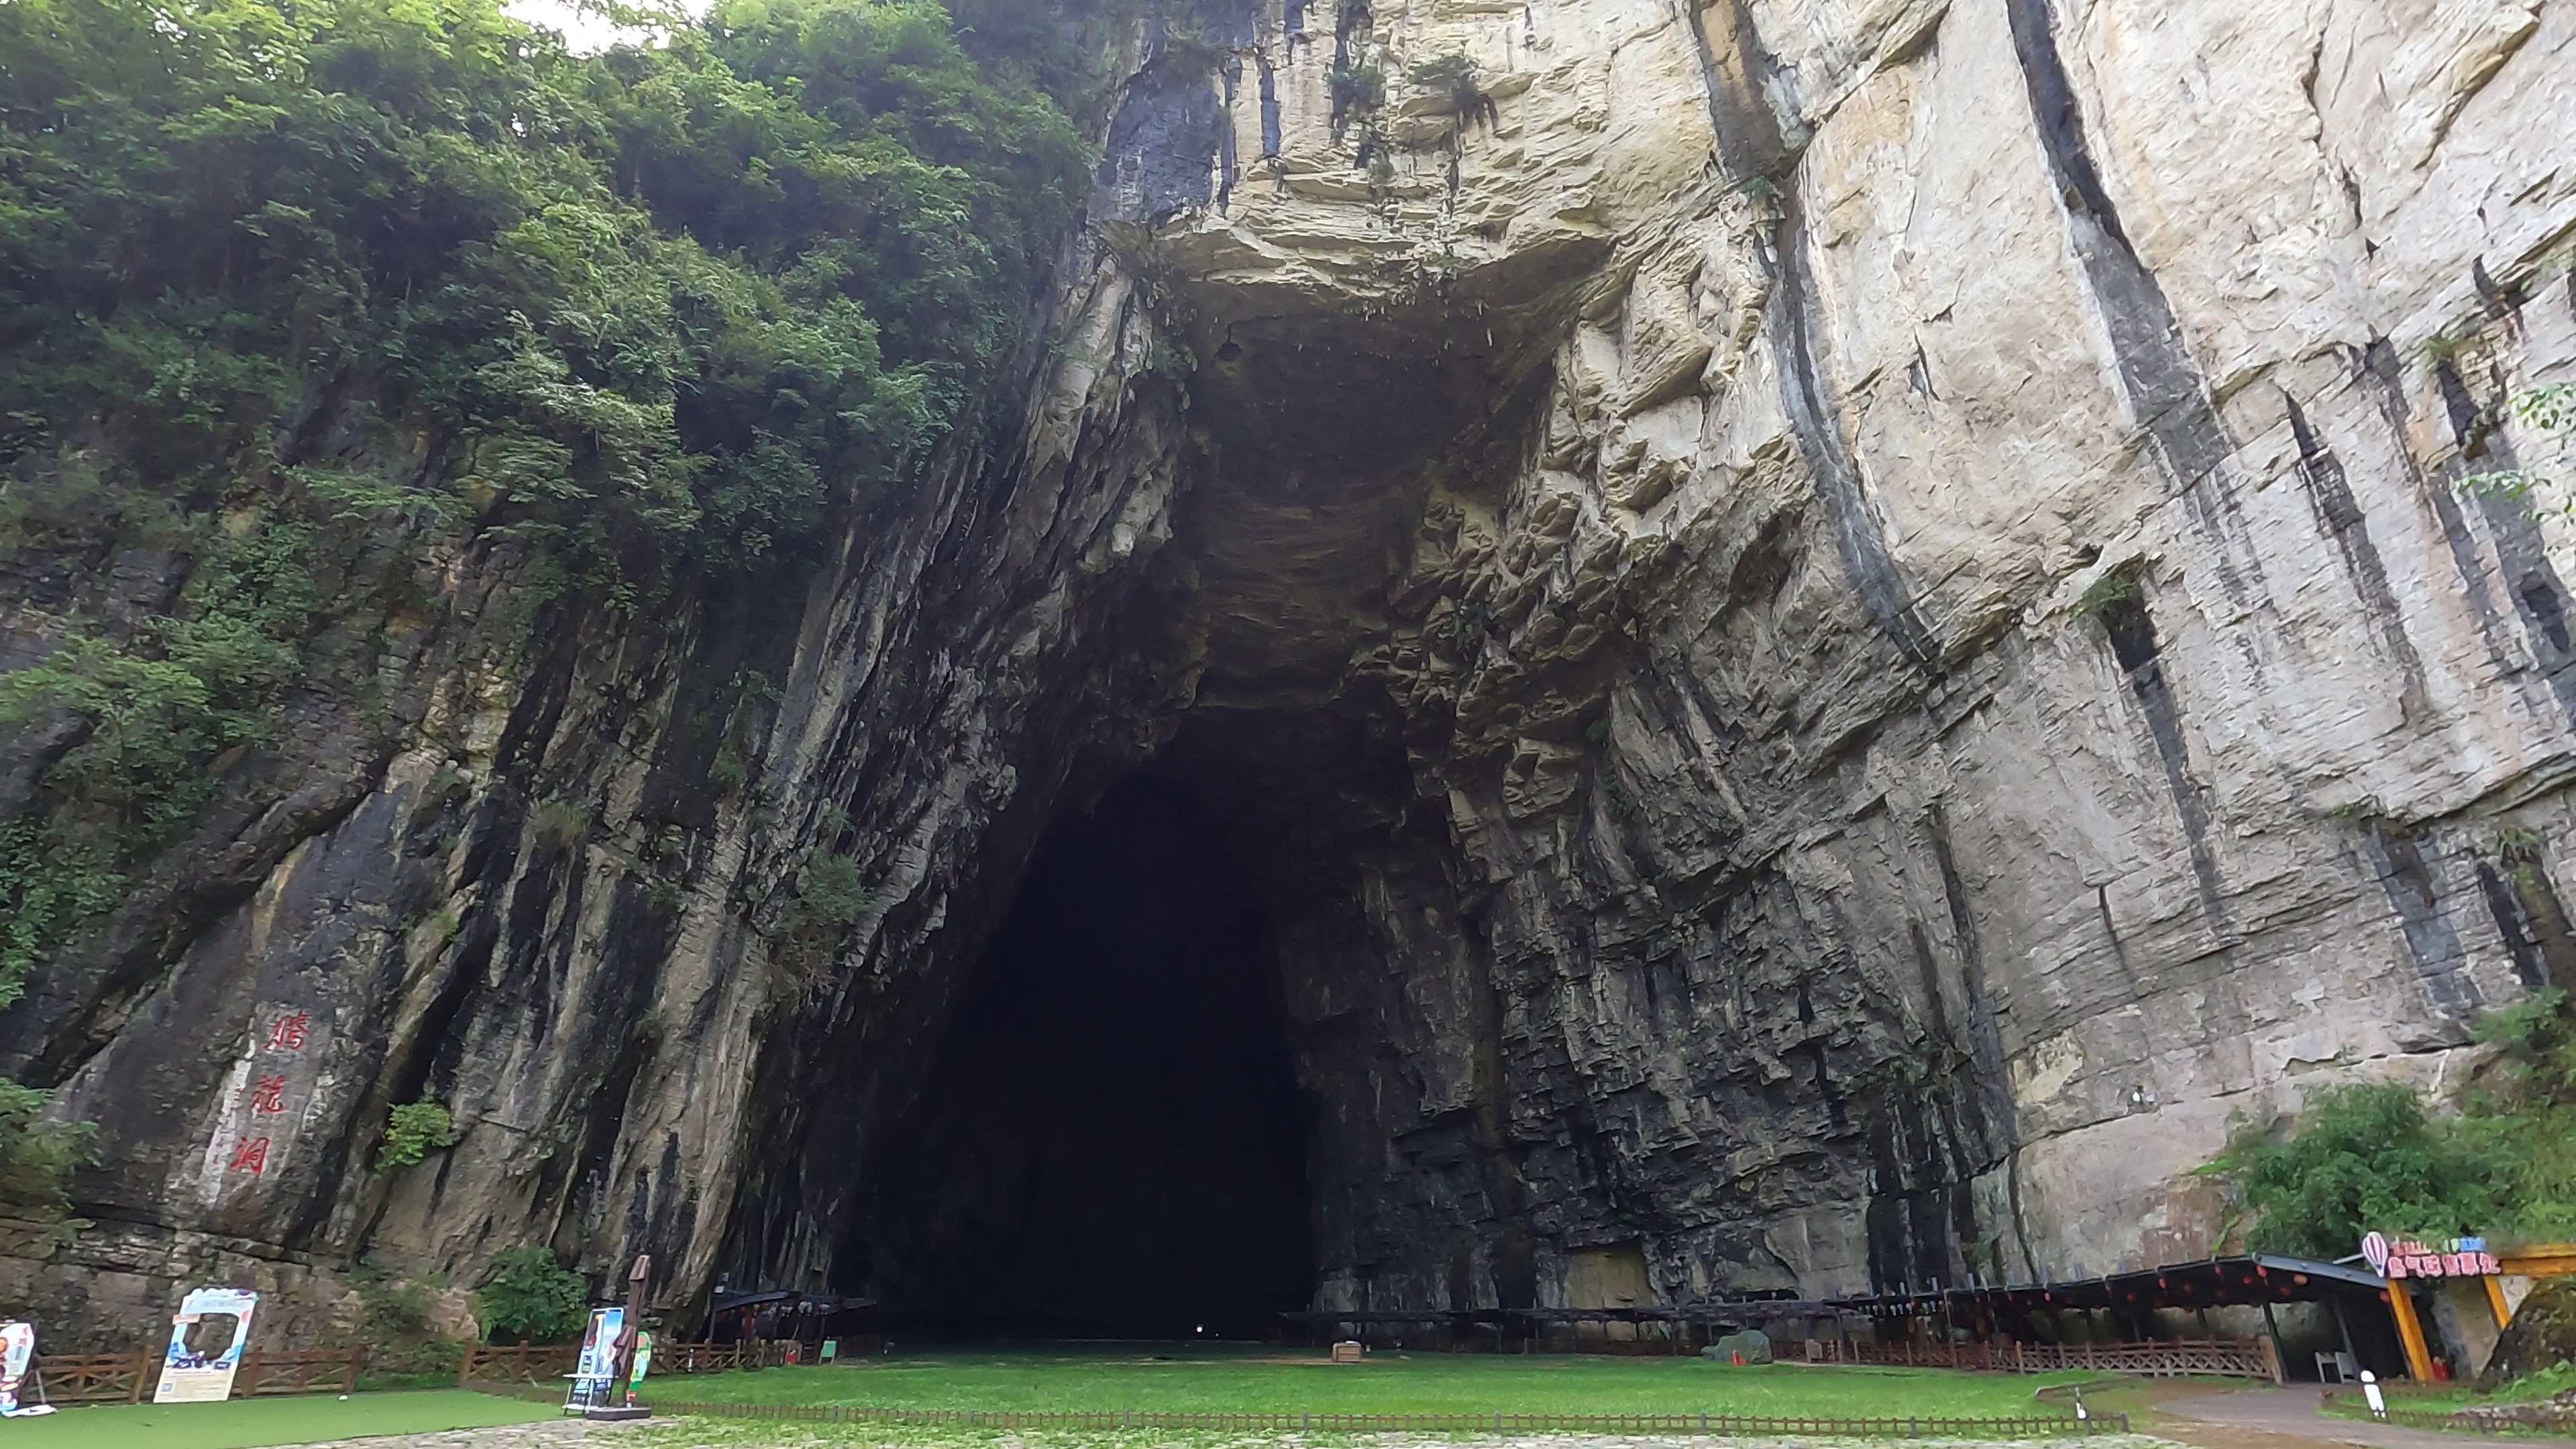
left=279, top=1418, right=2192, bottom=1449
left=287, top=1421, right=643, bottom=1448
left=623, top=1427, right=2188, bottom=1449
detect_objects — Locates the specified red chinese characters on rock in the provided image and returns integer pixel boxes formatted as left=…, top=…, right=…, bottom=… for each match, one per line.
left=264, top=1011, right=311, bottom=1054
left=225, top=1010, right=317, bottom=1183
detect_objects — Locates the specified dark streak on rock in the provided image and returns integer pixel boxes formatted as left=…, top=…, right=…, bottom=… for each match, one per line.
left=1674, top=0, right=1939, bottom=669
left=1257, top=53, right=1282, bottom=159
left=2002, top=0, right=2233, bottom=490
left=2098, top=590, right=2235, bottom=942
left=2432, top=356, right=2576, bottom=716
left=2356, top=338, right=2518, bottom=672
left=2282, top=390, right=2432, bottom=723
left=2357, top=820, right=2481, bottom=1018
left=2477, top=861, right=2553, bottom=989
left=1927, top=805, right=2036, bottom=1279
left=1774, top=224, right=1942, bottom=668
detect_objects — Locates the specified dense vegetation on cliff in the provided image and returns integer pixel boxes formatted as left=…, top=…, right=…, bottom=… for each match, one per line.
left=0, top=0, right=1091, bottom=1005
left=2208, top=989, right=2576, bottom=1256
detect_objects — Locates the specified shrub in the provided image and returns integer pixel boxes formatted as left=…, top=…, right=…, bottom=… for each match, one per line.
left=377, top=1102, right=458, bottom=1175
left=0, top=0, right=1092, bottom=1000
left=2205, top=991, right=2576, bottom=1252
left=2204, top=1082, right=2511, bottom=1258
left=798, top=853, right=872, bottom=927
left=477, top=1246, right=589, bottom=1344
left=354, top=1271, right=467, bottom=1387
left=1328, top=61, right=1385, bottom=115
left=0, top=1079, right=93, bottom=1226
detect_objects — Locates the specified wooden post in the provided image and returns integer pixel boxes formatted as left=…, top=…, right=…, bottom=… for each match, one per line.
left=2386, top=1285, right=2436, bottom=1382
left=237, top=1350, right=262, bottom=1399
left=608, top=1254, right=651, bottom=1407
left=2260, top=1301, right=2289, bottom=1385
left=129, top=1350, right=149, bottom=1403
left=2481, top=1275, right=2513, bottom=1331
left=345, top=1345, right=366, bottom=1394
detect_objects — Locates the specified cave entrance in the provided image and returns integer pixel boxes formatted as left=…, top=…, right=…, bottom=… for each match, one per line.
left=853, top=774, right=1316, bottom=1340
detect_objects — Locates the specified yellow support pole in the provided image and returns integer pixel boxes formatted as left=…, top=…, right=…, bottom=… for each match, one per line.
left=2483, top=1275, right=2513, bottom=1331
left=2387, top=1285, right=2436, bottom=1381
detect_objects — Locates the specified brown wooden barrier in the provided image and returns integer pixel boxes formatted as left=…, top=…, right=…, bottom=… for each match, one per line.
left=30, top=1346, right=364, bottom=1402
left=31, top=1352, right=154, bottom=1403
left=235, top=1347, right=366, bottom=1396
left=1806, top=1335, right=2277, bottom=1381
left=458, top=1342, right=580, bottom=1385
left=458, top=1338, right=796, bottom=1387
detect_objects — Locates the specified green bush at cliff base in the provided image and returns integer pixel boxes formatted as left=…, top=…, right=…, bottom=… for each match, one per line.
left=476, top=1245, right=588, bottom=1344
left=0, top=1077, right=91, bottom=1225
left=2203, top=988, right=2576, bottom=1256
left=0, top=0, right=1089, bottom=1004
left=353, top=1270, right=470, bottom=1389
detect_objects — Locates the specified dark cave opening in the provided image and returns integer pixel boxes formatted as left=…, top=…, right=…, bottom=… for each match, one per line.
left=851, top=774, right=1316, bottom=1339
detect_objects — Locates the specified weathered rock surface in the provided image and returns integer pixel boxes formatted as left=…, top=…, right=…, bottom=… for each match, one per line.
left=3, top=0, right=2574, bottom=1342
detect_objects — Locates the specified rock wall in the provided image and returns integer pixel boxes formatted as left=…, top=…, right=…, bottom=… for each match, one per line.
left=3, top=0, right=2573, bottom=1342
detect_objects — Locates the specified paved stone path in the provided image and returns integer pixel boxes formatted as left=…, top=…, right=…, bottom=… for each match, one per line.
left=286, top=1421, right=639, bottom=1448
left=2160, top=1387, right=2537, bottom=1449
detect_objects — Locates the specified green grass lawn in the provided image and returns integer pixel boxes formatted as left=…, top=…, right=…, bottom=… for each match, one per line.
left=2320, top=1359, right=2576, bottom=1416
left=650, top=1347, right=2093, bottom=1418
left=0, top=1387, right=557, bottom=1448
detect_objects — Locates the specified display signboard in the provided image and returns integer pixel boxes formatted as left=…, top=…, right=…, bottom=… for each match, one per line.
left=565, top=1307, right=625, bottom=1413
left=2361, top=1232, right=2502, bottom=1279
left=153, top=1288, right=258, bottom=1403
left=628, top=1330, right=652, bottom=1404
left=0, top=1321, right=48, bottom=1417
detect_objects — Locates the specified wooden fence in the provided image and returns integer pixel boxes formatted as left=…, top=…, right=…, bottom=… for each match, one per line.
left=460, top=1338, right=794, bottom=1385
left=632, top=1399, right=2135, bottom=1439
left=458, top=1342, right=582, bottom=1385
left=27, top=1347, right=364, bottom=1403
left=29, top=1352, right=156, bottom=1403
left=1807, top=1336, right=2279, bottom=1382
left=21, top=1336, right=796, bottom=1405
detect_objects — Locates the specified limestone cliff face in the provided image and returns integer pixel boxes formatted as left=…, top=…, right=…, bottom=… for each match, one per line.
left=3, top=0, right=2573, bottom=1342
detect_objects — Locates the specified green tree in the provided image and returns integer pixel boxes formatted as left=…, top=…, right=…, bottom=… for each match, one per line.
left=2206, top=990, right=2576, bottom=1253
left=0, top=1078, right=93, bottom=1226
left=476, top=1245, right=590, bottom=1344
left=0, top=0, right=1090, bottom=1002
left=2204, top=1082, right=2512, bottom=1258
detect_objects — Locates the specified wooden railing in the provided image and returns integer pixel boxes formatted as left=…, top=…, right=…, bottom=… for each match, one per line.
left=1807, top=1336, right=2279, bottom=1381
left=27, top=1346, right=365, bottom=1402
left=459, top=1342, right=581, bottom=1384
left=30, top=1352, right=154, bottom=1403
left=459, top=1338, right=796, bottom=1387
left=235, top=1347, right=366, bottom=1396
left=650, top=1340, right=796, bottom=1375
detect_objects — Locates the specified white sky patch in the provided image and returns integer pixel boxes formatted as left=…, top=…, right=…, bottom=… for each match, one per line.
left=505, top=0, right=706, bottom=54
